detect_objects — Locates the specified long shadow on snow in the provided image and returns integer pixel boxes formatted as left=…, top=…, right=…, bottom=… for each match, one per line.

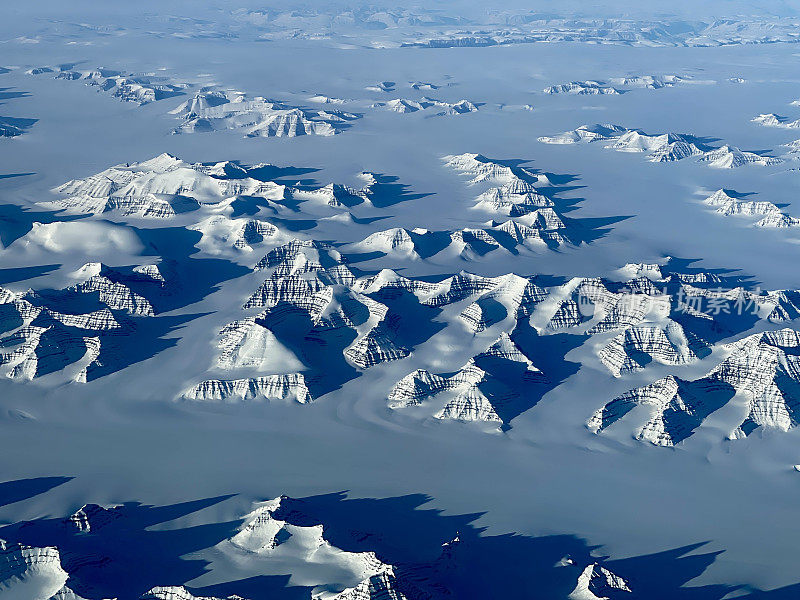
left=0, top=495, right=239, bottom=600
left=477, top=156, right=629, bottom=248
left=0, top=87, right=31, bottom=102
left=368, top=286, right=447, bottom=350
left=367, top=173, right=433, bottom=209
left=2, top=489, right=798, bottom=599
left=262, top=309, right=362, bottom=397
left=196, top=575, right=304, bottom=600
left=132, top=225, right=251, bottom=312
left=564, top=214, right=633, bottom=245
left=267, top=492, right=791, bottom=600
left=494, top=322, right=584, bottom=428
left=663, top=257, right=759, bottom=290
left=0, top=264, right=60, bottom=285
left=0, top=477, right=72, bottom=509
left=0, top=116, right=38, bottom=135
left=83, top=312, right=208, bottom=381
left=0, top=172, right=35, bottom=180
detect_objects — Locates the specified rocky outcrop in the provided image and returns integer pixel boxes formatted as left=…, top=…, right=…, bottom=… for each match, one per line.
left=752, top=113, right=800, bottom=129
left=171, top=89, right=359, bottom=137
left=0, top=539, right=68, bottom=598
left=65, top=504, right=120, bottom=533
left=699, top=145, right=782, bottom=169
left=376, top=97, right=478, bottom=116
left=598, top=323, right=710, bottom=377
left=540, top=125, right=781, bottom=169
left=182, top=374, right=313, bottom=403
left=226, top=498, right=413, bottom=600
left=29, top=65, right=187, bottom=105
left=590, top=328, right=800, bottom=445
left=0, top=272, right=168, bottom=383
left=141, top=587, right=246, bottom=600
left=388, top=331, right=548, bottom=424
left=544, top=81, right=620, bottom=95
left=569, top=563, right=632, bottom=600
left=47, top=153, right=289, bottom=217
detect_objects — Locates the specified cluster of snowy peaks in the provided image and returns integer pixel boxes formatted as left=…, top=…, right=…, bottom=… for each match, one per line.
left=183, top=237, right=800, bottom=433
left=43, top=153, right=371, bottom=220
left=27, top=64, right=188, bottom=105
left=16, top=152, right=800, bottom=440
left=0, top=497, right=423, bottom=600
left=0, top=262, right=175, bottom=383
left=186, top=238, right=563, bottom=422
left=372, top=96, right=478, bottom=116
left=544, top=74, right=685, bottom=95
left=0, top=494, right=633, bottom=600
left=25, top=67, right=360, bottom=138
left=362, top=80, right=479, bottom=116
left=590, top=329, right=800, bottom=446
left=44, top=152, right=581, bottom=257
left=170, top=89, right=360, bottom=137
left=701, top=189, right=800, bottom=228
left=539, top=124, right=782, bottom=169
left=442, top=153, right=577, bottom=246
left=752, top=112, right=800, bottom=130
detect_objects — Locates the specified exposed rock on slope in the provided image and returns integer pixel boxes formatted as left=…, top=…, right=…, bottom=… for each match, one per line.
left=0, top=262, right=174, bottom=383
left=46, top=153, right=288, bottom=217
left=191, top=216, right=285, bottom=254
left=609, top=74, right=685, bottom=88
left=544, top=81, right=620, bottom=95
left=752, top=113, right=800, bottom=130
left=141, top=587, right=246, bottom=600
left=245, top=240, right=409, bottom=370
left=699, top=145, right=782, bottom=169
left=539, top=124, right=781, bottom=169
left=65, top=504, right=120, bottom=533
left=171, top=89, right=359, bottom=137
left=221, top=497, right=417, bottom=600
left=589, top=329, right=800, bottom=445
left=374, top=97, right=478, bottom=116
left=703, top=189, right=781, bottom=218
left=400, top=15, right=800, bottom=48
left=0, top=539, right=69, bottom=599
left=351, top=219, right=569, bottom=259
left=598, top=323, right=710, bottom=377
left=544, top=75, right=684, bottom=96
left=701, top=189, right=800, bottom=228
left=569, top=563, right=632, bottom=600
left=442, top=153, right=578, bottom=249
left=28, top=65, right=187, bottom=105
left=388, top=332, right=548, bottom=425
left=183, top=374, right=313, bottom=403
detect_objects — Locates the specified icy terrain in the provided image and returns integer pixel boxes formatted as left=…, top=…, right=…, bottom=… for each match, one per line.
left=2, top=1, right=800, bottom=598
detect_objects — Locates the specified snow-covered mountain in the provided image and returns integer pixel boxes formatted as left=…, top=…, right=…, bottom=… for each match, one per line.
left=539, top=124, right=782, bottom=168
left=171, top=89, right=360, bottom=137
left=589, top=328, right=800, bottom=446
left=27, top=65, right=188, bottom=105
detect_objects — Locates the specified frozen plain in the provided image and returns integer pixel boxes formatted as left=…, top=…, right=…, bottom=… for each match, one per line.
left=2, top=2, right=800, bottom=598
